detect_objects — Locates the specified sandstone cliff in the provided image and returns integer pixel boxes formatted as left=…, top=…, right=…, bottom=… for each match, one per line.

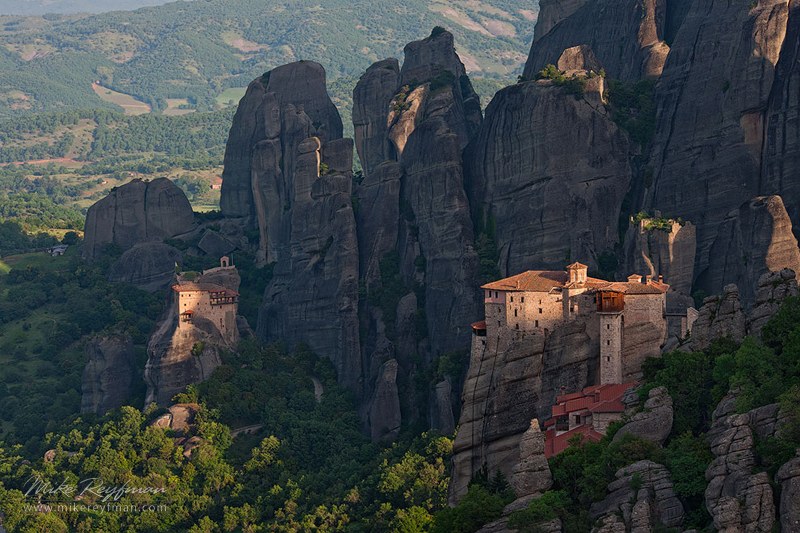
left=525, top=0, right=670, bottom=81
left=352, top=29, right=482, bottom=435
left=465, top=71, right=631, bottom=274
left=220, top=61, right=343, bottom=219
left=217, top=61, right=361, bottom=391
left=705, top=195, right=800, bottom=306
left=646, top=1, right=792, bottom=286
left=82, top=178, right=195, bottom=260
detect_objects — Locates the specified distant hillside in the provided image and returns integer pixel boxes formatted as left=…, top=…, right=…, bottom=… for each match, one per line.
left=0, top=0, right=179, bottom=15
left=0, top=0, right=538, bottom=118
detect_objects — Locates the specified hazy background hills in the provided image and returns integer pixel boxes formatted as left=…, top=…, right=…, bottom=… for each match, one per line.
left=0, top=0, right=538, bottom=117
left=0, top=0, right=177, bottom=15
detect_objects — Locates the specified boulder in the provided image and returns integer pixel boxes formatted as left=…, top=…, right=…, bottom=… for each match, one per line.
left=107, top=242, right=182, bottom=292
left=197, top=230, right=237, bottom=257
left=83, top=178, right=194, bottom=260
left=612, top=386, right=673, bottom=446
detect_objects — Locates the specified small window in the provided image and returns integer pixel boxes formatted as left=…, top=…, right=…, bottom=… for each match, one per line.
left=539, top=308, right=543, bottom=314
left=535, top=320, right=539, bottom=328
left=607, top=324, right=610, bottom=330
left=510, top=296, right=514, bottom=302
left=521, top=297, right=525, bottom=303
left=607, top=340, right=611, bottom=346
left=514, top=309, right=518, bottom=317
left=515, top=324, right=519, bottom=330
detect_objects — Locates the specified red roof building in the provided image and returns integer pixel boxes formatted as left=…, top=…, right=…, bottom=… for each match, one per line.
left=543, top=382, right=636, bottom=458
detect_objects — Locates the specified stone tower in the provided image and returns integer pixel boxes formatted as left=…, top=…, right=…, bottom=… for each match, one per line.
left=597, top=290, right=624, bottom=385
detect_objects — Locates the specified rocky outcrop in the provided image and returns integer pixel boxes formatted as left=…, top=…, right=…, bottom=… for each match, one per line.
left=624, top=218, right=696, bottom=300
left=705, top=196, right=800, bottom=306
left=83, top=178, right=195, bottom=260
left=257, top=136, right=361, bottom=389
left=352, top=29, right=483, bottom=437
left=368, top=359, right=401, bottom=443
left=465, top=75, right=631, bottom=275
left=590, top=460, right=685, bottom=531
left=476, top=495, right=562, bottom=533
left=777, top=452, right=800, bottom=533
left=689, top=285, right=747, bottom=351
left=762, top=4, right=800, bottom=230
left=748, top=268, right=799, bottom=336
left=450, top=320, right=596, bottom=503
left=510, top=420, right=553, bottom=498
left=220, top=61, right=343, bottom=218
left=197, top=230, right=237, bottom=258
left=218, top=61, right=361, bottom=391
left=524, top=0, right=670, bottom=81
left=107, top=242, right=182, bottom=292
left=352, top=59, right=400, bottom=178
left=612, top=386, right=673, bottom=446
left=144, top=270, right=241, bottom=406
left=81, top=334, right=137, bottom=415
left=646, top=1, right=791, bottom=282
left=704, top=396, right=784, bottom=533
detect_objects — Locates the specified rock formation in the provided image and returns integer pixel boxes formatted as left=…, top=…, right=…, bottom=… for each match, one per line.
left=107, top=242, right=182, bottom=292
left=704, top=395, right=785, bottom=532
left=450, top=320, right=596, bottom=503
left=624, top=218, right=696, bottom=302
left=144, top=269, right=241, bottom=405
left=646, top=1, right=792, bottom=284
left=256, top=135, right=361, bottom=389
left=689, top=285, right=747, bottom=351
left=83, top=178, right=195, bottom=260
left=217, top=60, right=361, bottom=390
left=368, top=359, right=401, bottom=443
left=81, top=334, right=137, bottom=415
left=220, top=61, right=343, bottom=219
left=705, top=196, right=800, bottom=306
left=352, top=29, right=482, bottom=434
left=763, top=4, right=800, bottom=229
left=748, top=268, right=799, bottom=336
left=525, top=0, right=670, bottom=81
left=612, top=386, right=673, bottom=446
left=465, top=69, right=631, bottom=275
left=777, top=452, right=800, bottom=533
left=510, top=419, right=553, bottom=498
left=590, top=460, right=685, bottom=531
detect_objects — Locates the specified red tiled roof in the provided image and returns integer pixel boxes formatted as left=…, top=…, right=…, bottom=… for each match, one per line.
left=482, top=270, right=668, bottom=295
left=551, top=382, right=637, bottom=419
left=471, top=320, right=487, bottom=331
left=544, top=425, right=605, bottom=458
left=181, top=309, right=194, bottom=315
left=172, top=282, right=239, bottom=297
